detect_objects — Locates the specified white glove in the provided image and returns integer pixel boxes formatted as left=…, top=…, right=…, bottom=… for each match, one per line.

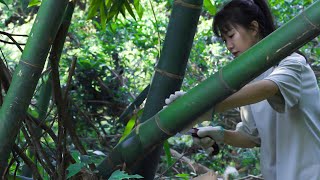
left=163, top=91, right=214, bottom=133
left=192, top=126, right=224, bottom=154
left=163, top=90, right=186, bottom=109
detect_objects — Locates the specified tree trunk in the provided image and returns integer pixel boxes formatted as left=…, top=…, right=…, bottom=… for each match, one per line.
left=97, top=1, right=320, bottom=178
left=0, top=0, right=68, bottom=176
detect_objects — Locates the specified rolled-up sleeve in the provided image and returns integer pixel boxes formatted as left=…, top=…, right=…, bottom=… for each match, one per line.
left=265, top=55, right=303, bottom=110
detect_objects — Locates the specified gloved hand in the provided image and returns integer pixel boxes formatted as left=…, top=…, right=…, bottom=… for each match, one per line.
left=163, top=91, right=214, bottom=133
left=163, top=90, right=186, bottom=109
left=192, top=126, right=224, bottom=154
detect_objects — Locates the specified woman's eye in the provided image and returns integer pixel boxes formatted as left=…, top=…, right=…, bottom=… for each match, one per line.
left=228, top=34, right=234, bottom=38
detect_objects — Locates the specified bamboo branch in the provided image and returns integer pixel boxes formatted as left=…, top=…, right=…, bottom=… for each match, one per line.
left=170, top=148, right=211, bottom=175
left=13, top=144, right=43, bottom=180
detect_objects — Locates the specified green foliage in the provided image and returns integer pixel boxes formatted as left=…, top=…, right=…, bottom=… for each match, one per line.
left=87, top=0, right=145, bottom=30
left=0, top=0, right=8, bottom=8
left=108, top=170, right=143, bottom=180
left=67, top=150, right=105, bottom=179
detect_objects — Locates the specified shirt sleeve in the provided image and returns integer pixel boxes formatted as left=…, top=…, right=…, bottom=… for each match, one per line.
left=264, top=54, right=303, bottom=112
left=237, top=106, right=261, bottom=146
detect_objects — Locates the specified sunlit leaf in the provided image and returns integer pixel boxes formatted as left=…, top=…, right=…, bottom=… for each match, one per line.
left=203, top=0, right=216, bottom=15
left=118, top=109, right=143, bottom=143
left=28, top=0, right=41, bottom=8
left=133, top=0, right=144, bottom=19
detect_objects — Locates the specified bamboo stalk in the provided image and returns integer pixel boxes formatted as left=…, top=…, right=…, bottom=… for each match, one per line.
left=97, top=1, right=320, bottom=178
left=0, top=0, right=69, bottom=174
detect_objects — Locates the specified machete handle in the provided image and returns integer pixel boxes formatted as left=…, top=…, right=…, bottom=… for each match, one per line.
left=191, top=128, right=220, bottom=156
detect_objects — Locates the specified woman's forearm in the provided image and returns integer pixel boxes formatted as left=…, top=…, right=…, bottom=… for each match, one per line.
left=223, top=130, right=258, bottom=148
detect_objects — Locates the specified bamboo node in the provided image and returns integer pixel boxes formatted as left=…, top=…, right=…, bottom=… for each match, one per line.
left=174, top=0, right=202, bottom=9
left=155, top=114, right=174, bottom=136
left=20, top=60, right=43, bottom=69
left=302, top=10, right=320, bottom=30
left=219, top=69, right=237, bottom=93
left=155, top=68, right=184, bottom=80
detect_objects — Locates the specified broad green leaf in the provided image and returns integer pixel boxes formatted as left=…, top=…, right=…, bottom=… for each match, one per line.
left=28, top=0, right=41, bottom=8
left=124, top=0, right=136, bottom=20
left=0, top=0, right=8, bottom=8
left=108, top=170, right=143, bottom=180
left=203, top=0, right=216, bottom=15
left=163, top=140, right=173, bottom=166
left=66, top=163, right=86, bottom=179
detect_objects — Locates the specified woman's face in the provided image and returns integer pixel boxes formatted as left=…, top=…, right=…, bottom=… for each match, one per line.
left=221, top=23, right=259, bottom=57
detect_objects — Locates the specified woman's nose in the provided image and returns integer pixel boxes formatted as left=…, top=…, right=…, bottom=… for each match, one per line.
left=226, top=40, right=234, bottom=51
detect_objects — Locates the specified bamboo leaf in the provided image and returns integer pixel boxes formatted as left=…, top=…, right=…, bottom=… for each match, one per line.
left=203, top=0, right=216, bottom=15
left=27, top=0, right=41, bottom=8
left=119, top=4, right=126, bottom=18
left=124, top=0, right=136, bottom=20
left=133, top=0, right=144, bottom=19
left=163, top=140, right=173, bottom=166
left=106, top=3, right=120, bottom=22
left=100, top=0, right=107, bottom=30
left=118, top=109, right=143, bottom=143
left=87, top=0, right=100, bottom=19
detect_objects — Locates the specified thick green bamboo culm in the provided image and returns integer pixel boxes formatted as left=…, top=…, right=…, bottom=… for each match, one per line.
left=21, top=2, right=75, bottom=176
left=133, top=0, right=203, bottom=178
left=98, top=0, right=203, bottom=178
left=0, top=0, right=68, bottom=174
left=97, top=1, right=320, bottom=178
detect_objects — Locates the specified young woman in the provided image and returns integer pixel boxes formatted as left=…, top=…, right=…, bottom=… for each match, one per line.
left=165, top=0, right=320, bottom=179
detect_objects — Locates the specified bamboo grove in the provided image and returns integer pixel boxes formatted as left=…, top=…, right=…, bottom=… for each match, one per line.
left=0, top=0, right=319, bottom=179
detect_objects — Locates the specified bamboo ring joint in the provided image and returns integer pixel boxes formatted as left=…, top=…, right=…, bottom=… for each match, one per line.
left=155, top=114, right=174, bottom=136
left=174, top=0, right=202, bottom=9
left=219, top=69, right=237, bottom=93
left=20, top=60, right=43, bottom=69
left=155, top=68, right=184, bottom=80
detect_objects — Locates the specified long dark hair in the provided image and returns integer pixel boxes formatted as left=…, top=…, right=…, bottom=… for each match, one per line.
left=213, top=0, right=276, bottom=38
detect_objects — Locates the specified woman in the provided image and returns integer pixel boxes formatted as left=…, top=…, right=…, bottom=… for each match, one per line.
left=165, top=0, right=320, bottom=179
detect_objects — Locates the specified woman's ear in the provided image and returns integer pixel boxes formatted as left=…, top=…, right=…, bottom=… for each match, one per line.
left=250, top=20, right=260, bottom=37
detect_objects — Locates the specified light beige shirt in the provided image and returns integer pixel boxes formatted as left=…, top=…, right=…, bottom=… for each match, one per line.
left=237, top=53, right=320, bottom=180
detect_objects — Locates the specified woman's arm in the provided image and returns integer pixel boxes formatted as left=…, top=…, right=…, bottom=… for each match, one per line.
left=215, top=79, right=279, bottom=113
left=223, top=130, right=258, bottom=148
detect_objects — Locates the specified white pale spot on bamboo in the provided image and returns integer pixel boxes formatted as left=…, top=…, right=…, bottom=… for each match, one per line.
left=136, top=124, right=140, bottom=134
left=18, top=70, right=22, bottom=77
left=276, top=42, right=292, bottom=53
